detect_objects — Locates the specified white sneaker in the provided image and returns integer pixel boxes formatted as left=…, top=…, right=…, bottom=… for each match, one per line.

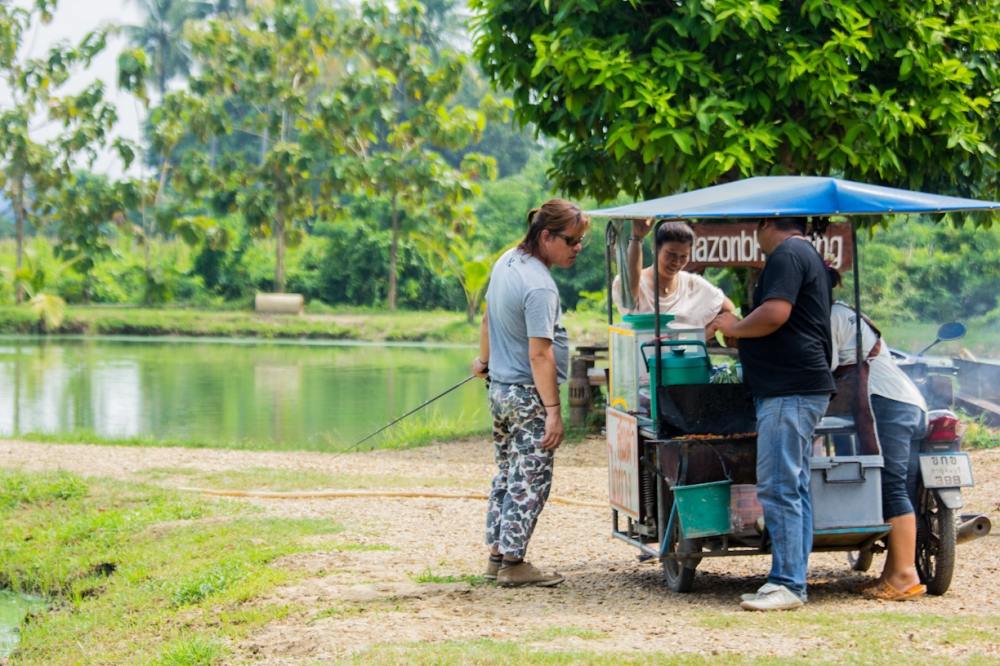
left=739, top=584, right=804, bottom=611
left=739, top=582, right=785, bottom=602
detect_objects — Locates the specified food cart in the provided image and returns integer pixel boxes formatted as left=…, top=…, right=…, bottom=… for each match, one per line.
left=589, top=177, right=998, bottom=593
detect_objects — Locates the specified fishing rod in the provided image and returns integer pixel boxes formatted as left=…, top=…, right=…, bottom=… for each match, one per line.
left=341, top=373, right=480, bottom=454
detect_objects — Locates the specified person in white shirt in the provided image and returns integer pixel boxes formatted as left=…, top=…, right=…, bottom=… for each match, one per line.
left=611, top=219, right=735, bottom=337
left=829, top=268, right=928, bottom=601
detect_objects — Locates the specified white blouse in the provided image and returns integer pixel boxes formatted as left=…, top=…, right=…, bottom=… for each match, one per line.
left=611, top=267, right=726, bottom=328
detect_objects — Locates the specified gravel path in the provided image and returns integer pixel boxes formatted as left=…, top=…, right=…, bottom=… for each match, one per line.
left=1, top=437, right=998, bottom=663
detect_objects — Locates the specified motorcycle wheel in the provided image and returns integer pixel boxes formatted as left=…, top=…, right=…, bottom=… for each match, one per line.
left=661, top=505, right=700, bottom=593
left=848, top=549, right=874, bottom=572
left=916, top=484, right=957, bottom=595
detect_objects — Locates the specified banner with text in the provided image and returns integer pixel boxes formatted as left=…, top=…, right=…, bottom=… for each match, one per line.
left=686, top=222, right=853, bottom=271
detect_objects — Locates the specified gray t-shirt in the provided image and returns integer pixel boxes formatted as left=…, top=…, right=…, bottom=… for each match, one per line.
left=486, top=248, right=569, bottom=385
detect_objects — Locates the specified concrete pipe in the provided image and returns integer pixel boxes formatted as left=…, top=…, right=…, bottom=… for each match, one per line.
left=255, top=292, right=304, bottom=315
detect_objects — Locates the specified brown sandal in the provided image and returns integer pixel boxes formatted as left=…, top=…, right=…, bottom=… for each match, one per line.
left=862, top=580, right=926, bottom=601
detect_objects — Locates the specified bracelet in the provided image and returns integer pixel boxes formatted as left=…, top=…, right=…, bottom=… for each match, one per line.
left=543, top=402, right=561, bottom=408
left=475, top=357, right=487, bottom=366
left=629, top=236, right=642, bottom=242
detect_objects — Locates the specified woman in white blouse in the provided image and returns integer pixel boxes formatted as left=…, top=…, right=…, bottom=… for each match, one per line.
left=611, top=218, right=736, bottom=336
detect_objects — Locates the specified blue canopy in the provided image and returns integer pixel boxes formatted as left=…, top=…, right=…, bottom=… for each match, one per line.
left=587, top=176, right=1000, bottom=219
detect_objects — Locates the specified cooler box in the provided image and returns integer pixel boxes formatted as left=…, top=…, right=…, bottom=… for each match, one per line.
left=809, top=455, right=884, bottom=529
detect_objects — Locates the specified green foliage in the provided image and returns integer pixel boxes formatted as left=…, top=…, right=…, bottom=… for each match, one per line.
left=0, top=0, right=134, bottom=303
left=315, top=220, right=462, bottom=310
left=157, top=0, right=348, bottom=292
left=152, top=637, right=224, bottom=666
left=47, top=173, right=140, bottom=302
left=0, top=470, right=339, bottom=664
left=341, top=0, right=499, bottom=309
left=0, top=471, right=86, bottom=511
left=123, top=0, right=213, bottom=96
left=412, top=232, right=509, bottom=322
left=838, top=218, right=1000, bottom=322
left=412, top=568, right=488, bottom=586
left=958, top=412, right=1000, bottom=450
left=472, top=0, right=1000, bottom=201
left=171, top=561, right=250, bottom=606
left=474, top=152, right=554, bottom=249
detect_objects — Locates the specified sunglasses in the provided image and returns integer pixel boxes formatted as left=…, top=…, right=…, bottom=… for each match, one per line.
left=554, top=231, right=588, bottom=247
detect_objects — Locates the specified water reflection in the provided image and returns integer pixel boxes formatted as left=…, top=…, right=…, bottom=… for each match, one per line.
left=0, top=337, right=488, bottom=449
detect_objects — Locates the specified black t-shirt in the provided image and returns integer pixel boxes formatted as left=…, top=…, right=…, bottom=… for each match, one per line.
left=739, top=236, right=835, bottom=398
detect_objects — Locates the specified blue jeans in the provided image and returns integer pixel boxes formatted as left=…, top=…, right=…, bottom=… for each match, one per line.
left=871, top=395, right=926, bottom=519
left=755, top=394, right=830, bottom=599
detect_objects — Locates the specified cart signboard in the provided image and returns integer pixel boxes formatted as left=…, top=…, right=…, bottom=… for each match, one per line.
left=686, top=222, right=853, bottom=271
left=607, top=408, right=640, bottom=518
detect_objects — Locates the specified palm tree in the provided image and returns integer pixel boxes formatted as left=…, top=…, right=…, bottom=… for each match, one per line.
left=124, top=0, right=213, bottom=97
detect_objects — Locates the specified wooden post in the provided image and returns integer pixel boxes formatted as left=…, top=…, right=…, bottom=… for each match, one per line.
left=568, top=357, right=591, bottom=427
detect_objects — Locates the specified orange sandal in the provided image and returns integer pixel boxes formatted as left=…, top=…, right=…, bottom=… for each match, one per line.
left=862, top=580, right=926, bottom=601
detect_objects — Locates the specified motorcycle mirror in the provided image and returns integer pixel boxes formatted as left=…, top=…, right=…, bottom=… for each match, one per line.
left=937, top=322, right=966, bottom=342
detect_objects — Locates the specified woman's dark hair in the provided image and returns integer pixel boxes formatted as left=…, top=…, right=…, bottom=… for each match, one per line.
left=518, top=198, right=590, bottom=256
left=825, top=264, right=843, bottom=288
left=654, top=221, right=696, bottom=249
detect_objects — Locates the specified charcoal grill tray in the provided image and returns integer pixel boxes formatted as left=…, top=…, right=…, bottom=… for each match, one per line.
left=655, top=383, right=756, bottom=438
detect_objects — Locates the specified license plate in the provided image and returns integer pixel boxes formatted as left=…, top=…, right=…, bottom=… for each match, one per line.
left=919, top=453, right=974, bottom=488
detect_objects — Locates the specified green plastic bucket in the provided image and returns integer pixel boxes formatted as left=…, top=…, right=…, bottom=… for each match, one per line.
left=673, top=480, right=732, bottom=538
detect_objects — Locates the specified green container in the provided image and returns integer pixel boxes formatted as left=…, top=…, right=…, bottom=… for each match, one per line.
left=621, top=313, right=674, bottom=330
left=641, top=339, right=712, bottom=418
left=673, top=480, right=732, bottom=538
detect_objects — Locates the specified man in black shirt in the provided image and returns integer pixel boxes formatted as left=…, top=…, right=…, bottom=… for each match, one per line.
left=713, top=217, right=833, bottom=611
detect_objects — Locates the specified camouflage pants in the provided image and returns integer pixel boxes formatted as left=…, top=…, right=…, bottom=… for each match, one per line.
left=484, top=382, right=555, bottom=559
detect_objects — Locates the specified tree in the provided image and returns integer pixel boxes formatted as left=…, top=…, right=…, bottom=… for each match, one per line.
left=46, top=174, right=141, bottom=304
left=471, top=0, right=999, bottom=201
left=344, top=0, right=499, bottom=309
left=124, top=0, right=213, bottom=98
left=0, top=0, right=134, bottom=302
left=167, top=0, right=356, bottom=293
left=413, top=232, right=508, bottom=323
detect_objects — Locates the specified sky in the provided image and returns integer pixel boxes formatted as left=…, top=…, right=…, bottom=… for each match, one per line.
left=15, top=0, right=145, bottom=178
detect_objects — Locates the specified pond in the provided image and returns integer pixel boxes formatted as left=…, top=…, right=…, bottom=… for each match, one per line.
left=0, top=337, right=490, bottom=451
left=0, top=590, right=45, bottom=657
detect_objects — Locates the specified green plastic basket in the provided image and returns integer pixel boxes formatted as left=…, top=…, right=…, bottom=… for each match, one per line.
left=673, top=480, right=733, bottom=538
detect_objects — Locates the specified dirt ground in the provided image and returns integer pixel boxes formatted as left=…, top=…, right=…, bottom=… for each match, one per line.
left=1, top=437, right=998, bottom=663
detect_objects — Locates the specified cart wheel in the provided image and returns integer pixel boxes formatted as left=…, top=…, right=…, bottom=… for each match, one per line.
left=848, top=549, right=874, bottom=572
left=916, top=485, right=957, bottom=595
left=661, top=507, right=700, bottom=593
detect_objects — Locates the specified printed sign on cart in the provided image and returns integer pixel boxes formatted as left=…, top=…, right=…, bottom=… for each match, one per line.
left=607, top=408, right=640, bottom=518
left=686, top=222, right=853, bottom=271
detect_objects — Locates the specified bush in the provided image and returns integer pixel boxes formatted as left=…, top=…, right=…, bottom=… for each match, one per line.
left=314, top=220, right=462, bottom=309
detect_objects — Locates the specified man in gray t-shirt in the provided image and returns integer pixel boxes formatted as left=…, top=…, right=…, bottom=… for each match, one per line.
left=470, top=199, right=588, bottom=588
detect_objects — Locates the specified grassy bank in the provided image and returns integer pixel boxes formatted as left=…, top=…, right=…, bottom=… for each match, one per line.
left=0, top=469, right=349, bottom=665
left=0, top=305, right=613, bottom=346
left=11, top=412, right=493, bottom=454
